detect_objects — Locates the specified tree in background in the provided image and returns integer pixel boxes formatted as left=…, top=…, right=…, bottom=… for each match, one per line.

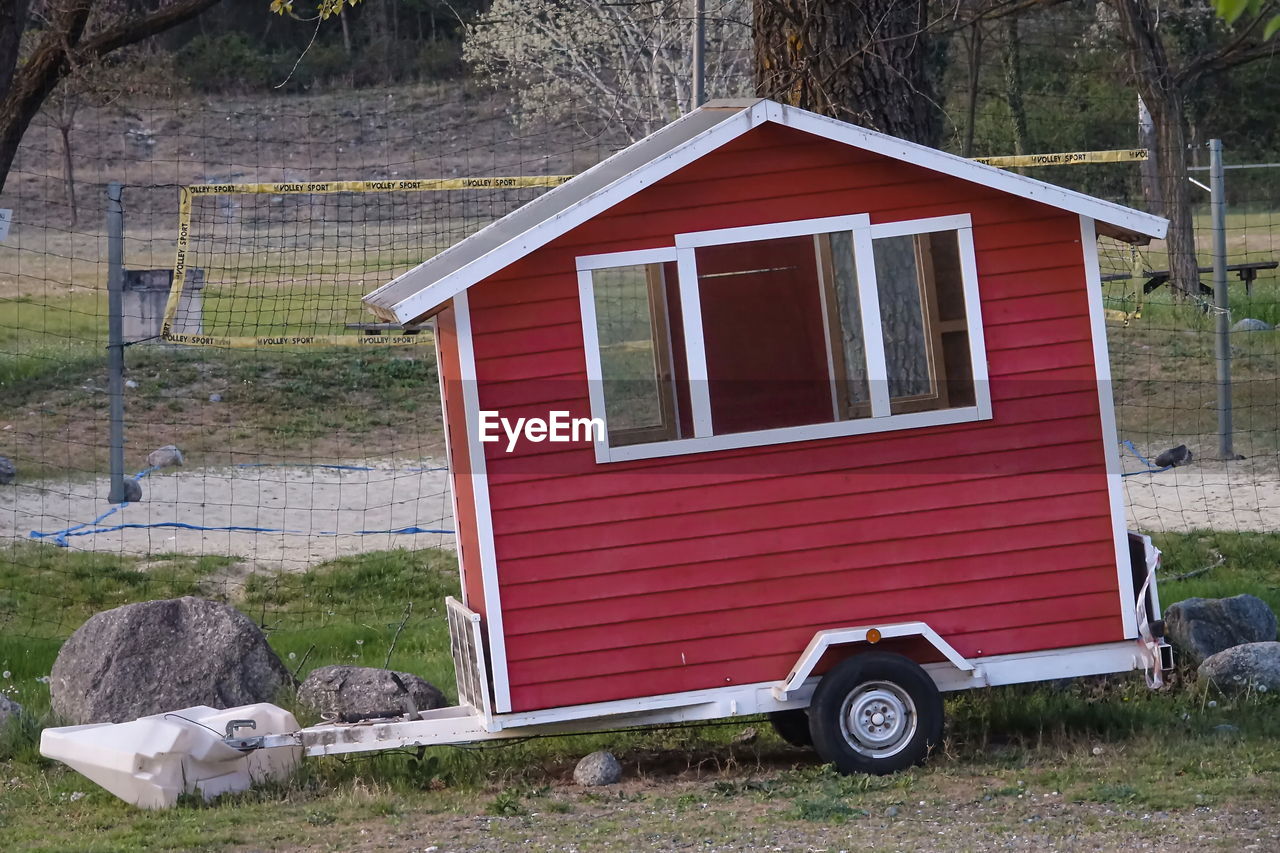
left=1107, top=0, right=1277, bottom=297
left=464, top=0, right=752, bottom=140
left=752, top=0, right=945, bottom=146
left=0, top=0, right=224, bottom=193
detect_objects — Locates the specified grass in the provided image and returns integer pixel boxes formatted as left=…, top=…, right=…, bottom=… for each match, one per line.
left=0, top=532, right=1276, bottom=850
left=0, top=344, right=441, bottom=480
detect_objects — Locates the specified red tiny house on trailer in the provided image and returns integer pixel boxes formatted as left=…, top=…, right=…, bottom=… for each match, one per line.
left=367, top=99, right=1170, bottom=758
left=41, top=101, right=1182, bottom=804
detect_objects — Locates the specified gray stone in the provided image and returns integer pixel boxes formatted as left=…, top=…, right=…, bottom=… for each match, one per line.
left=297, top=665, right=445, bottom=723
left=1231, top=317, right=1274, bottom=332
left=1212, top=723, right=1241, bottom=736
left=109, top=478, right=143, bottom=504
left=146, top=445, right=184, bottom=469
left=0, top=456, right=14, bottom=485
left=1164, top=594, right=1277, bottom=666
left=1198, top=641, right=1280, bottom=694
left=573, top=750, right=621, bottom=786
left=0, top=695, right=23, bottom=727
left=50, top=596, right=293, bottom=724
left=208, top=393, right=222, bottom=403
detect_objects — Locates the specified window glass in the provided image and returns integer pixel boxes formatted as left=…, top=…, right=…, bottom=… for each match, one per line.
left=591, top=263, right=681, bottom=446
left=873, top=231, right=974, bottom=415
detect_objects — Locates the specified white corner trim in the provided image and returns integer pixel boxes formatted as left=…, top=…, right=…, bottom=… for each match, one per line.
left=454, top=290, right=514, bottom=712
left=774, top=622, right=975, bottom=701
left=1079, top=216, right=1139, bottom=640
left=576, top=269, right=613, bottom=465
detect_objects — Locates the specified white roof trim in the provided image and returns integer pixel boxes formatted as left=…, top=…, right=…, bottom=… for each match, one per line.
left=365, top=99, right=1166, bottom=325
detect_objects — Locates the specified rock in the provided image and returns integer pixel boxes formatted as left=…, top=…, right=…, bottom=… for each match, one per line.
left=1231, top=317, right=1274, bottom=332
left=146, top=445, right=184, bottom=469
left=109, top=478, right=142, bottom=504
left=1164, top=594, right=1277, bottom=666
left=1198, top=641, right=1280, bottom=694
left=0, top=694, right=23, bottom=727
left=1153, top=444, right=1192, bottom=468
left=884, top=805, right=901, bottom=818
left=1212, top=723, right=1241, bottom=737
left=573, top=750, right=621, bottom=786
left=125, top=379, right=139, bottom=389
left=297, top=665, right=445, bottom=722
left=0, top=456, right=14, bottom=485
left=208, top=393, right=222, bottom=403
left=50, top=596, right=293, bottom=724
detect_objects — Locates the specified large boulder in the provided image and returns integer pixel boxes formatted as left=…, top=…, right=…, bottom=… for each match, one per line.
left=0, top=456, right=15, bottom=485
left=297, top=665, right=445, bottom=722
left=146, top=445, right=185, bottom=469
left=50, top=596, right=294, bottom=724
left=1164, top=594, right=1277, bottom=666
left=1198, top=642, right=1280, bottom=694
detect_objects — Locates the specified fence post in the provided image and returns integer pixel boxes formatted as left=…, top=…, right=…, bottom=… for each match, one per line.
left=691, top=0, right=706, bottom=108
left=1209, top=139, right=1233, bottom=460
left=106, top=181, right=127, bottom=503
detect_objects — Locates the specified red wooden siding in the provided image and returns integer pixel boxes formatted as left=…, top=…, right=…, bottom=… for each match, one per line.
left=461, top=122, right=1123, bottom=712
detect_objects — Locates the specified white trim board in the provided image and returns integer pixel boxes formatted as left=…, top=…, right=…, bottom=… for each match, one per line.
left=1079, top=216, right=1140, bottom=640
left=364, top=100, right=1166, bottom=325
left=453, top=290, right=514, bottom=712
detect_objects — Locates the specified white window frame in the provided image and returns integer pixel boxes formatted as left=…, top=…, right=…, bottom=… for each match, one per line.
left=576, top=213, right=992, bottom=464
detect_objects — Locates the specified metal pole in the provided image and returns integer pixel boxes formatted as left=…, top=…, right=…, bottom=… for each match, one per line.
left=692, top=0, right=706, bottom=108
left=106, top=181, right=127, bottom=503
left=1209, top=139, right=1233, bottom=460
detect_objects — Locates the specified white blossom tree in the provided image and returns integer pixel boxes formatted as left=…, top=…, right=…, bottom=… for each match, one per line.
left=464, top=0, right=752, bottom=140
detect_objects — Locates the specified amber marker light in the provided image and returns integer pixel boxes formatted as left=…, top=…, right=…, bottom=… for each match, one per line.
left=866, top=628, right=882, bottom=644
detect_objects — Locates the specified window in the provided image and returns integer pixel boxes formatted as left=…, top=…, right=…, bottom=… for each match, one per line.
left=577, top=214, right=989, bottom=463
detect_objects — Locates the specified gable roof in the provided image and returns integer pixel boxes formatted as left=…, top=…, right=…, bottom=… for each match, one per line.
left=363, top=99, right=1167, bottom=325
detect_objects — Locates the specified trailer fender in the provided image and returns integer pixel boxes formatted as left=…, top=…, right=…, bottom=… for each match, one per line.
left=772, top=621, right=975, bottom=702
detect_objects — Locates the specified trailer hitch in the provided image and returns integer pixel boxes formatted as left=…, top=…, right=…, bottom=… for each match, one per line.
left=224, top=719, right=264, bottom=752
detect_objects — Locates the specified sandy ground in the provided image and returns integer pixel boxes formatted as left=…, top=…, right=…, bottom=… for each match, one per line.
left=0, top=461, right=455, bottom=570
left=1121, top=455, right=1280, bottom=532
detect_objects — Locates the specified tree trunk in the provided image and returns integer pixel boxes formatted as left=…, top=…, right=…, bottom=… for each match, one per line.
left=1002, top=16, right=1028, bottom=156
left=1147, top=91, right=1201, bottom=300
left=0, top=0, right=31, bottom=96
left=962, top=23, right=983, bottom=157
left=60, top=122, right=78, bottom=226
left=752, top=0, right=941, bottom=145
left=1112, top=0, right=1200, bottom=299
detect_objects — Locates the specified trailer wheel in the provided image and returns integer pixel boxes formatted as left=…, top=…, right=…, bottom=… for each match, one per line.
left=808, top=652, right=943, bottom=775
left=768, top=709, right=812, bottom=748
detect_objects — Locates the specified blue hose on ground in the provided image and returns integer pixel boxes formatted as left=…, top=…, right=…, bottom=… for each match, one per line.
left=1120, top=440, right=1172, bottom=477
left=29, top=463, right=454, bottom=547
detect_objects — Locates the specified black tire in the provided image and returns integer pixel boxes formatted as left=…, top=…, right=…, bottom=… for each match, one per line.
left=768, top=709, right=813, bottom=748
left=807, top=652, right=943, bottom=776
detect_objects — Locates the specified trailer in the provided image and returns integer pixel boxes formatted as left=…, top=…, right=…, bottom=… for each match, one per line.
left=42, top=99, right=1174, bottom=808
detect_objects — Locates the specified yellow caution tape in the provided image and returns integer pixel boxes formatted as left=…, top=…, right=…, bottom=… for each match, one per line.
left=973, top=149, right=1149, bottom=168
left=161, top=175, right=569, bottom=347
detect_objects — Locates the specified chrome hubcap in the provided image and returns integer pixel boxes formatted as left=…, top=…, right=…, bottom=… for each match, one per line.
left=839, top=680, right=917, bottom=758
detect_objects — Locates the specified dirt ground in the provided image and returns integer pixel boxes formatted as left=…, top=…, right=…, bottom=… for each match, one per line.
left=0, top=460, right=454, bottom=569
